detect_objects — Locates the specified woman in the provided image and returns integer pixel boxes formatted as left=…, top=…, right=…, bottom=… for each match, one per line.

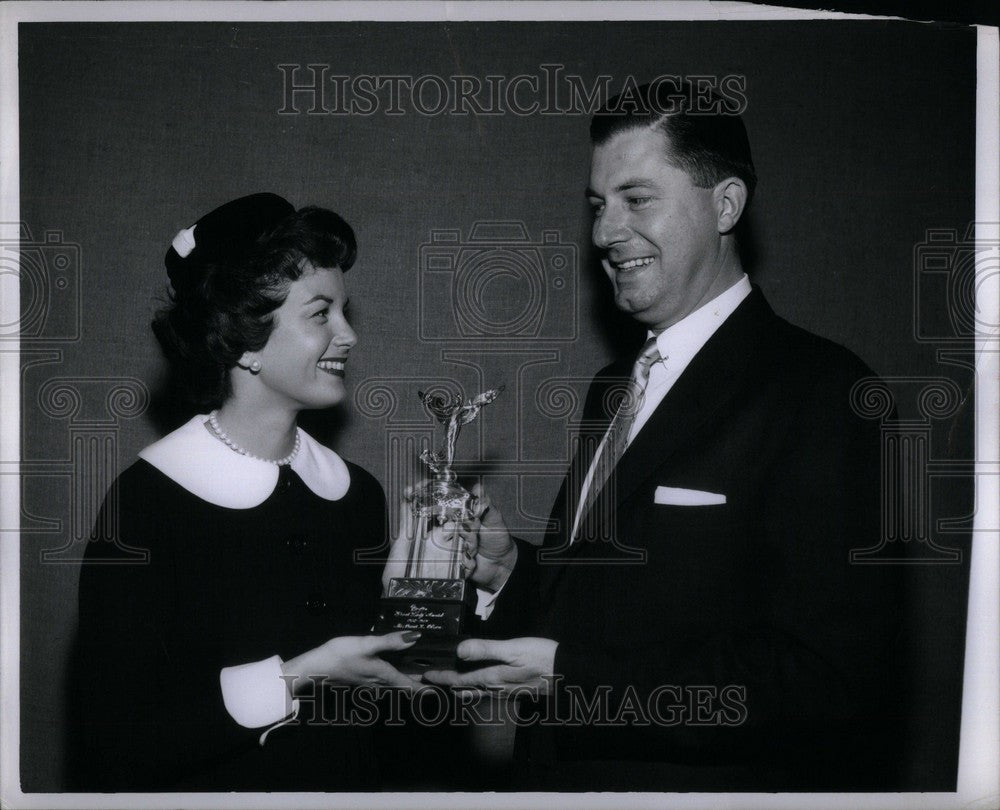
left=71, top=193, right=420, bottom=791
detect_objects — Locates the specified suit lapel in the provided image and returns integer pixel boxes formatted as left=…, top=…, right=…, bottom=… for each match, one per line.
left=603, top=287, right=775, bottom=512
left=538, top=288, right=776, bottom=606
left=537, top=357, right=629, bottom=558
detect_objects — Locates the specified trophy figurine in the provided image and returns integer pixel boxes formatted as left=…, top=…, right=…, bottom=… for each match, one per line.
left=377, top=386, right=504, bottom=674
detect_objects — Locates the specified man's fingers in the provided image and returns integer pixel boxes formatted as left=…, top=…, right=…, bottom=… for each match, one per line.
left=456, top=637, right=509, bottom=663
left=469, top=484, right=509, bottom=534
left=477, top=496, right=508, bottom=534
left=469, top=484, right=493, bottom=518
left=422, top=665, right=506, bottom=688
left=428, top=524, right=462, bottom=553
left=369, top=660, right=425, bottom=691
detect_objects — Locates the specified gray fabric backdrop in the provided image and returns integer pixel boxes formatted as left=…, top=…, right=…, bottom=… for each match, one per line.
left=17, top=20, right=975, bottom=791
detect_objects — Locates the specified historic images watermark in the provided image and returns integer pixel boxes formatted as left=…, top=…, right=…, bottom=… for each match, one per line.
left=1, top=221, right=150, bottom=564
left=358, top=218, right=995, bottom=570
left=353, top=219, right=645, bottom=565
left=0, top=222, right=81, bottom=343
left=278, top=66, right=748, bottom=117
left=417, top=222, right=577, bottom=342
left=847, top=224, right=999, bottom=564
left=280, top=678, right=749, bottom=730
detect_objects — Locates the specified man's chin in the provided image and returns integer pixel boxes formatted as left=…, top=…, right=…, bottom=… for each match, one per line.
left=614, top=293, right=654, bottom=321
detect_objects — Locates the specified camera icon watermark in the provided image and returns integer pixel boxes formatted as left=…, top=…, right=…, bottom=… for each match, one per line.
left=418, top=221, right=577, bottom=342
left=0, top=222, right=81, bottom=342
left=913, top=225, right=999, bottom=343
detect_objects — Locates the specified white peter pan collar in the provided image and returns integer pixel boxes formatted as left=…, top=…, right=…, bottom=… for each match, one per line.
left=138, top=414, right=351, bottom=509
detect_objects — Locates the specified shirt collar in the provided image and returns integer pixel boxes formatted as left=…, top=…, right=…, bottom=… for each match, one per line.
left=138, top=414, right=351, bottom=508
left=650, top=274, right=752, bottom=370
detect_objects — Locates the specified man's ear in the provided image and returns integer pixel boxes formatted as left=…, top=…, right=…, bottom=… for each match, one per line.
left=714, top=177, right=748, bottom=235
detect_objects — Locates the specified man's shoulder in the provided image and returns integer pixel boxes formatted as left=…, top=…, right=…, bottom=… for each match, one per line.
left=589, top=296, right=876, bottom=385
left=765, top=312, right=877, bottom=385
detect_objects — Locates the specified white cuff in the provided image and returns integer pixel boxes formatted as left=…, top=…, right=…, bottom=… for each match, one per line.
left=475, top=578, right=510, bottom=620
left=220, top=655, right=298, bottom=729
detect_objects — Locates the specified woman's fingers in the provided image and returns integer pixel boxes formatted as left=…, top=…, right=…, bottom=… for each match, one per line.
left=361, top=631, right=421, bottom=655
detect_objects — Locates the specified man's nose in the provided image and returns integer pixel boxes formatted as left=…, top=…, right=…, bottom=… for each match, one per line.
left=593, top=205, right=629, bottom=249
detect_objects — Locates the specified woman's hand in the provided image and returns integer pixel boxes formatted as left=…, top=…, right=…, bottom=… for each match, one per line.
left=281, top=631, right=424, bottom=692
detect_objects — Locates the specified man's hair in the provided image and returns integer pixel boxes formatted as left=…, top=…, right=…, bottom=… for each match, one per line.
left=590, top=80, right=757, bottom=202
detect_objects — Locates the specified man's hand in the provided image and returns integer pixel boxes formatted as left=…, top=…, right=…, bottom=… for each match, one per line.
left=467, top=484, right=517, bottom=592
left=382, top=484, right=479, bottom=590
left=382, top=483, right=517, bottom=594
left=423, top=637, right=557, bottom=696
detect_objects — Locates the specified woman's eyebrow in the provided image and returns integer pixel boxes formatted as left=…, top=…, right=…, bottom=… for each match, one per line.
left=302, top=294, right=333, bottom=306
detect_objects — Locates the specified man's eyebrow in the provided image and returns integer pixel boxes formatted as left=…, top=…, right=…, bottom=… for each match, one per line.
left=617, top=178, right=658, bottom=193
left=302, top=295, right=333, bottom=306
left=586, top=179, right=657, bottom=197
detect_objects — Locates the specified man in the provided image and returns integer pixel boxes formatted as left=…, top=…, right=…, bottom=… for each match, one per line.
left=425, top=82, right=904, bottom=791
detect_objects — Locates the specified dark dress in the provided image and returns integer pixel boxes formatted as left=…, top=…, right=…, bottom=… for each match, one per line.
left=70, top=447, right=388, bottom=792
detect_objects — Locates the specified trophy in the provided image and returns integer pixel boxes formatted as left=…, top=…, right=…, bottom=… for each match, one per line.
left=376, top=386, right=503, bottom=674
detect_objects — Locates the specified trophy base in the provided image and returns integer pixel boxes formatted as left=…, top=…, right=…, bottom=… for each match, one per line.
left=376, top=577, right=472, bottom=676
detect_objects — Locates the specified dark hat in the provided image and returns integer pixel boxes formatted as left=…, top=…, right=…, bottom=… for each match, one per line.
left=164, top=193, right=295, bottom=287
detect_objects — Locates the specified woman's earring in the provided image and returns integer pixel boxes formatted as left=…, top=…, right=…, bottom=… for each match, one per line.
left=249, top=360, right=262, bottom=374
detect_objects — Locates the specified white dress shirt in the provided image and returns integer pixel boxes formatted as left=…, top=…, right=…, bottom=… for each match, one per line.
left=570, top=274, right=752, bottom=542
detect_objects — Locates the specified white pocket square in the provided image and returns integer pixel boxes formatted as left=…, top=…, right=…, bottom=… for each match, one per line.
left=654, top=486, right=726, bottom=506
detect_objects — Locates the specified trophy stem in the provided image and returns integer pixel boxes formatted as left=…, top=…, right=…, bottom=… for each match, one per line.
left=376, top=386, right=503, bottom=673
left=449, top=521, right=461, bottom=580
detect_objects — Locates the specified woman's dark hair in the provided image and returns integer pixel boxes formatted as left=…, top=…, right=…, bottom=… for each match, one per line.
left=152, top=195, right=357, bottom=409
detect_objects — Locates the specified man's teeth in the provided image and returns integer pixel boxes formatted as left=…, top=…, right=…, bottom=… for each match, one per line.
left=615, top=257, right=655, bottom=270
left=317, top=360, right=345, bottom=372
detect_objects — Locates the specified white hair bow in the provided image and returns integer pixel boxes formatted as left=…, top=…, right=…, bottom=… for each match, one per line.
left=171, top=224, right=197, bottom=258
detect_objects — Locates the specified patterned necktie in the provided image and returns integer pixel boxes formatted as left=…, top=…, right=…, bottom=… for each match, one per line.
left=576, top=337, right=661, bottom=537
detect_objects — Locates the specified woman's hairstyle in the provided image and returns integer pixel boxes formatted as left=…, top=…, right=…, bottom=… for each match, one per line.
left=151, top=193, right=357, bottom=408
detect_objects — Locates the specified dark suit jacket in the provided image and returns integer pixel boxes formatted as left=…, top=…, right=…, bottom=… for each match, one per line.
left=485, top=287, right=906, bottom=791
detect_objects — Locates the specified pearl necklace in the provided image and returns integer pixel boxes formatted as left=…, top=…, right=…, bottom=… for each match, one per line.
left=207, top=410, right=301, bottom=466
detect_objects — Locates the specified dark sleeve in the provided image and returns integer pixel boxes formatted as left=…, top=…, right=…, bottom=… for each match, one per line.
left=553, top=357, right=903, bottom=759
left=473, top=363, right=622, bottom=640
left=467, top=536, right=542, bottom=639
left=71, top=471, right=266, bottom=791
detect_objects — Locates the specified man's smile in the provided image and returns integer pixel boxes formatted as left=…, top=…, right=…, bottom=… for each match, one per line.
left=609, top=255, right=656, bottom=271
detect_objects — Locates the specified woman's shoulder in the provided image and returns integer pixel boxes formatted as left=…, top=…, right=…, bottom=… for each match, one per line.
left=138, top=415, right=285, bottom=509
left=127, top=417, right=384, bottom=508
left=294, top=429, right=384, bottom=502
left=341, top=459, right=384, bottom=500
left=107, top=455, right=190, bottom=505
